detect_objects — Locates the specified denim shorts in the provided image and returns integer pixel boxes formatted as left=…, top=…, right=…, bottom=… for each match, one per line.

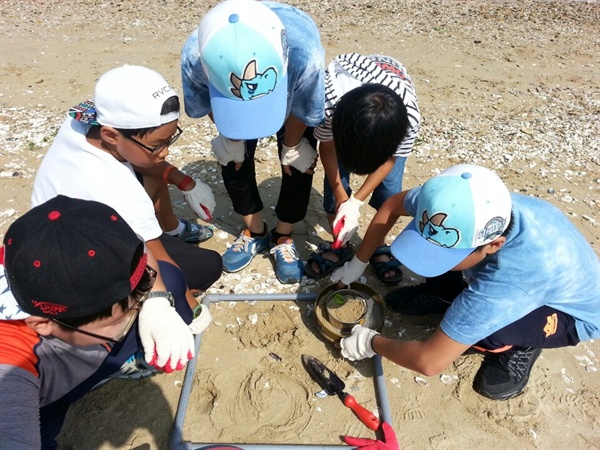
left=322, top=156, right=407, bottom=214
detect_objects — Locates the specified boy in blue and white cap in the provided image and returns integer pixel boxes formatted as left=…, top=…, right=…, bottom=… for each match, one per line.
left=334, top=164, right=599, bottom=400
left=181, top=0, right=325, bottom=284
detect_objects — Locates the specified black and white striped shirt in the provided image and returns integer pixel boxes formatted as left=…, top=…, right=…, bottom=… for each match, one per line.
left=314, top=53, right=420, bottom=158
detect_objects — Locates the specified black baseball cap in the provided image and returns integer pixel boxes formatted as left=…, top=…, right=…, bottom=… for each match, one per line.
left=3, top=195, right=147, bottom=319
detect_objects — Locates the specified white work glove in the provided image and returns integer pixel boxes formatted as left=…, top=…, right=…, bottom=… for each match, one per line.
left=138, top=297, right=195, bottom=373
left=332, top=196, right=364, bottom=249
left=340, top=325, right=379, bottom=361
left=181, top=178, right=216, bottom=221
left=281, top=137, right=318, bottom=173
left=211, top=134, right=245, bottom=166
left=188, top=303, right=212, bottom=334
left=330, top=255, right=369, bottom=286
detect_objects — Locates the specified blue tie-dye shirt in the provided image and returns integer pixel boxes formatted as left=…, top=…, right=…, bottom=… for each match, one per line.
left=181, top=1, right=325, bottom=128
left=404, top=189, right=600, bottom=345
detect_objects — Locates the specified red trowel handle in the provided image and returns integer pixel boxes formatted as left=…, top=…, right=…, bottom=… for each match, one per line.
left=341, top=393, right=381, bottom=431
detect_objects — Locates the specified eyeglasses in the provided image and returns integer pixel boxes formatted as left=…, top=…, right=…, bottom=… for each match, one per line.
left=53, top=266, right=157, bottom=343
left=123, top=126, right=183, bottom=154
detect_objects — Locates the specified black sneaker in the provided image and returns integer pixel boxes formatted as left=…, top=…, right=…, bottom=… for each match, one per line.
left=473, top=346, right=542, bottom=400
left=384, top=284, right=453, bottom=315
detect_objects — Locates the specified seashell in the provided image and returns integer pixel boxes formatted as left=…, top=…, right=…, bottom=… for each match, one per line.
left=414, top=376, right=429, bottom=386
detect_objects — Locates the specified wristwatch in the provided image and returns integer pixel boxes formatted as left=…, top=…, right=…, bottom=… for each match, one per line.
left=145, top=291, right=175, bottom=307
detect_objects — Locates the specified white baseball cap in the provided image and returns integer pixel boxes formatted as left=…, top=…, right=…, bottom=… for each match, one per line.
left=69, top=65, right=179, bottom=129
left=391, top=164, right=512, bottom=277
left=197, top=0, right=289, bottom=139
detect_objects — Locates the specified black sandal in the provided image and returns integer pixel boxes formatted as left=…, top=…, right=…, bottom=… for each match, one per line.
left=369, top=245, right=403, bottom=285
left=304, top=242, right=353, bottom=279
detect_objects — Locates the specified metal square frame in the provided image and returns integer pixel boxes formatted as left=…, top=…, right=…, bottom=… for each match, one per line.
left=170, top=293, right=392, bottom=450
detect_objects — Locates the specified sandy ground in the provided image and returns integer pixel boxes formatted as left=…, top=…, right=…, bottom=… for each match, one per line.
left=1, top=0, right=599, bottom=449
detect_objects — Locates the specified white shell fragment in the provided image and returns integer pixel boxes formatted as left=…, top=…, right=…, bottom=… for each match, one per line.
left=414, top=376, right=429, bottom=386
left=439, top=374, right=456, bottom=385
left=315, top=390, right=328, bottom=398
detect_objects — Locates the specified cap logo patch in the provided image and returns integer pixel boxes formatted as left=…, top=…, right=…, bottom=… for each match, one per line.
left=31, top=300, right=68, bottom=316
left=478, top=217, right=506, bottom=242
left=419, top=211, right=460, bottom=248
left=230, top=60, right=278, bottom=101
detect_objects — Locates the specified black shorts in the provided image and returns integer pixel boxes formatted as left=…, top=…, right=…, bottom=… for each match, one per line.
left=476, top=305, right=580, bottom=351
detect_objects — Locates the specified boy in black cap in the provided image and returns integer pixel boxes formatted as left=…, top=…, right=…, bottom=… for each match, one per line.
left=0, top=196, right=210, bottom=449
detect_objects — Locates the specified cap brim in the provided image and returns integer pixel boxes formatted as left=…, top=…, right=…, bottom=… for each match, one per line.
left=209, top=73, right=287, bottom=140
left=390, top=220, right=474, bottom=278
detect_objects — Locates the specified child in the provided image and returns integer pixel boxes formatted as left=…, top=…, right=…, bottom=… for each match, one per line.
left=181, top=0, right=325, bottom=284
left=30, top=63, right=223, bottom=328
left=336, top=164, right=599, bottom=400
left=304, top=53, right=420, bottom=286
left=0, top=196, right=212, bottom=448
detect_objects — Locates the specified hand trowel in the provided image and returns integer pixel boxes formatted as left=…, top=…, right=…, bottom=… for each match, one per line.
left=302, top=354, right=380, bottom=431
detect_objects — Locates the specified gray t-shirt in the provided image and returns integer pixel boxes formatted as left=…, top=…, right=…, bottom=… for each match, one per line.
left=0, top=320, right=108, bottom=448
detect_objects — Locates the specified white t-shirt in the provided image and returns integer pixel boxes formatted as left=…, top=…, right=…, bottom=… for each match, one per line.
left=31, top=118, right=162, bottom=242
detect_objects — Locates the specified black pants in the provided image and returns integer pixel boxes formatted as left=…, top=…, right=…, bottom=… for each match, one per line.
left=159, top=233, right=222, bottom=290
left=221, top=126, right=316, bottom=224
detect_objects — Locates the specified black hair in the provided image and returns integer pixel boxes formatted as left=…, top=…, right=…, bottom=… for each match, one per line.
left=332, top=84, right=409, bottom=175
left=56, top=243, right=154, bottom=330
left=116, top=95, right=180, bottom=138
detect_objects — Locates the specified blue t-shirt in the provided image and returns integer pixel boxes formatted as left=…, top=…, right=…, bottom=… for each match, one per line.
left=404, top=189, right=600, bottom=345
left=181, top=1, right=325, bottom=128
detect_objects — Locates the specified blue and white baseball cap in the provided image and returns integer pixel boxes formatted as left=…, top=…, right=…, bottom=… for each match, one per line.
left=391, top=164, right=512, bottom=277
left=198, top=0, right=289, bottom=140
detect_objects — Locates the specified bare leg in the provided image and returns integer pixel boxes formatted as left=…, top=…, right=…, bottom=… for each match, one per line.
left=242, top=212, right=267, bottom=234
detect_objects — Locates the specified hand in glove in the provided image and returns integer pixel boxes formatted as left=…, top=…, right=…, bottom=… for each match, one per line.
left=281, top=137, right=318, bottom=175
left=138, top=296, right=195, bottom=373
left=330, top=255, right=369, bottom=286
left=340, top=325, right=379, bottom=361
left=181, top=178, right=216, bottom=221
left=189, top=303, right=212, bottom=334
left=343, top=422, right=399, bottom=450
left=211, top=134, right=245, bottom=167
left=332, top=196, right=363, bottom=249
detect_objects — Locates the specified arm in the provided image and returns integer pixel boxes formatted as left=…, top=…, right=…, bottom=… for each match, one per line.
left=0, top=366, right=41, bottom=449
left=355, top=190, right=409, bottom=263
left=353, top=157, right=397, bottom=203
left=319, top=140, right=348, bottom=205
left=134, top=163, right=215, bottom=221
left=282, top=114, right=308, bottom=148
left=372, top=327, right=470, bottom=376
left=330, top=190, right=410, bottom=285
left=133, top=162, right=194, bottom=192
left=328, top=157, right=398, bottom=250
left=138, top=239, right=197, bottom=372
left=281, top=114, right=317, bottom=176
left=145, top=238, right=195, bottom=306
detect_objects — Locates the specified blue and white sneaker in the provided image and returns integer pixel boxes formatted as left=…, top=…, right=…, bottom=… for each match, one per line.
left=270, top=237, right=304, bottom=284
left=91, top=350, right=157, bottom=390
left=177, top=218, right=213, bottom=244
left=222, top=227, right=271, bottom=272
